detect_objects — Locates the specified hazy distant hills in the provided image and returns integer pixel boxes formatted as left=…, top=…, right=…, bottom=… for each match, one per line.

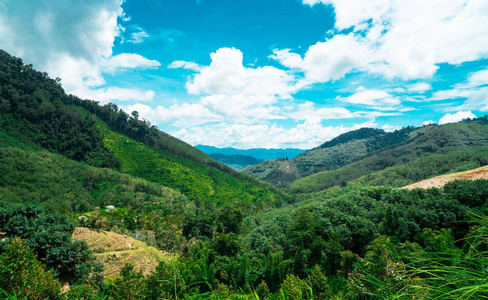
left=195, top=145, right=306, bottom=170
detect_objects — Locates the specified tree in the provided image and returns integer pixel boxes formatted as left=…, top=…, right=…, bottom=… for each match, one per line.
left=0, top=237, right=60, bottom=299
left=217, top=205, right=243, bottom=234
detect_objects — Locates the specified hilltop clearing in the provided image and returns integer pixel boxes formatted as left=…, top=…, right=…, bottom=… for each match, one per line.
left=72, top=227, right=170, bottom=279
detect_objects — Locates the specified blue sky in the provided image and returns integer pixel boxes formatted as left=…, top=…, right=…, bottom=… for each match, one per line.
left=1, top=0, right=488, bottom=149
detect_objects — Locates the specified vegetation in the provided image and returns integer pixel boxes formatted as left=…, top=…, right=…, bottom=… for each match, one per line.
left=245, top=120, right=488, bottom=191
left=243, top=126, right=419, bottom=187
left=2, top=49, right=488, bottom=299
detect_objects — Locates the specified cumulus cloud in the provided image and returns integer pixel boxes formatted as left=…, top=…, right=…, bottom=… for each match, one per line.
left=167, top=47, right=301, bottom=125
left=438, top=111, right=476, bottom=125
left=173, top=119, right=377, bottom=149
left=295, top=0, right=488, bottom=82
left=338, top=87, right=401, bottom=110
left=102, top=53, right=161, bottom=73
left=271, top=34, right=375, bottom=84
left=0, top=0, right=156, bottom=103
left=407, top=82, right=432, bottom=93
left=182, top=47, right=298, bottom=98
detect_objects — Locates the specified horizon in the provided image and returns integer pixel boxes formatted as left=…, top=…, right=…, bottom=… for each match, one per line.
left=1, top=0, right=487, bottom=149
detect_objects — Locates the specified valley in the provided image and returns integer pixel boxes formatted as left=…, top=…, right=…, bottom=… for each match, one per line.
left=1, top=49, right=488, bottom=299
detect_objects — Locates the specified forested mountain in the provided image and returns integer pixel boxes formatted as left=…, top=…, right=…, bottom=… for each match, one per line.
left=244, top=120, right=488, bottom=191
left=290, top=119, right=488, bottom=193
left=0, top=49, right=286, bottom=208
left=3, top=49, right=488, bottom=299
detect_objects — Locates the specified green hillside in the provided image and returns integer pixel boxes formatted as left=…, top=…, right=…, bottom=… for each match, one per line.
left=3, top=49, right=488, bottom=299
left=97, top=119, right=284, bottom=208
left=0, top=130, right=189, bottom=214
left=244, top=126, right=418, bottom=187
left=290, top=120, right=488, bottom=193
left=0, top=49, right=286, bottom=210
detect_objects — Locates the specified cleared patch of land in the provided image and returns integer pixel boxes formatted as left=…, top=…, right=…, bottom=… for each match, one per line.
left=72, top=227, right=171, bottom=279
left=402, top=165, right=488, bottom=190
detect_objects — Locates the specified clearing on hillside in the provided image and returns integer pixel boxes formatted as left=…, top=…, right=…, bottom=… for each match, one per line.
left=72, top=227, right=172, bottom=279
left=402, top=165, right=488, bottom=190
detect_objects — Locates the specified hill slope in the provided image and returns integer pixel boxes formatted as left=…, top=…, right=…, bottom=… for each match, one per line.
left=290, top=120, right=488, bottom=193
left=72, top=227, right=170, bottom=278
left=0, top=49, right=286, bottom=208
left=243, top=126, right=418, bottom=187
left=402, top=165, right=488, bottom=190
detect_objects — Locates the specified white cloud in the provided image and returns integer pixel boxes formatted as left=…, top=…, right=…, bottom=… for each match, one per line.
left=166, top=47, right=301, bottom=126
left=338, top=87, right=401, bottom=110
left=168, top=61, right=203, bottom=72
left=0, top=0, right=155, bottom=103
left=176, top=48, right=297, bottom=98
left=173, top=119, right=377, bottom=149
left=271, top=34, right=375, bottom=84
left=382, top=124, right=402, bottom=132
left=422, top=120, right=435, bottom=126
left=407, top=82, right=432, bottom=93
left=102, top=53, right=161, bottom=73
left=438, top=111, right=476, bottom=125
left=289, top=101, right=355, bottom=120
left=128, top=30, right=149, bottom=44
left=297, top=0, right=488, bottom=81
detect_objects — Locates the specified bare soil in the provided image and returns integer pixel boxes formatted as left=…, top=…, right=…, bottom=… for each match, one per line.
left=402, top=165, right=488, bottom=190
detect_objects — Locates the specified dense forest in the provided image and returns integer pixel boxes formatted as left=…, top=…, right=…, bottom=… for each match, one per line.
left=2, top=49, right=488, bottom=300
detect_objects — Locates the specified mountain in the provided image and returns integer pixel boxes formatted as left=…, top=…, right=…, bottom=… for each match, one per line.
left=207, top=153, right=262, bottom=171
left=196, top=145, right=306, bottom=161
left=289, top=119, right=488, bottom=193
left=243, top=126, right=417, bottom=187
left=0, top=49, right=286, bottom=210
left=244, top=120, right=488, bottom=192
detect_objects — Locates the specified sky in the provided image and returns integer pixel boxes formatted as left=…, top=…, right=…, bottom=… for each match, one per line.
left=1, top=0, right=488, bottom=149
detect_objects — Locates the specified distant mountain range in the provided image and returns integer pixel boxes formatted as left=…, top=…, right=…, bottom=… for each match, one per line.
left=195, top=145, right=306, bottom=170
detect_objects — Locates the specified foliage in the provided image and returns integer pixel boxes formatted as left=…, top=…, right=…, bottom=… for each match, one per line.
left=248, top=119, right=488, bottom=192
left=0, top=50, right=120, bottom=169
left=0, top=237, right=61, bottom=300
left=0, top=203, right=98, bottom=284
